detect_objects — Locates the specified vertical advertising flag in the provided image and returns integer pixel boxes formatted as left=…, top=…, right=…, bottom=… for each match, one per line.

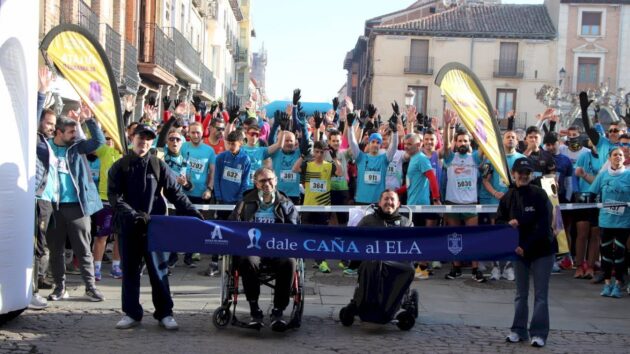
left=40, top=24, right=126, bottom=153
left=435, top=62, right=510, bottom=186
left=0, top=0, right=38, bottom=320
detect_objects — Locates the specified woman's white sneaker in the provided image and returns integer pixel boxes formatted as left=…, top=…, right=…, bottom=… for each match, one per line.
left=159, top=316, right=179, bottom=330
left=505, top=332, right=523, bottom=343
left=116, top=315, right=140, bottom=329
left=531, top=336, right=545, bottom=347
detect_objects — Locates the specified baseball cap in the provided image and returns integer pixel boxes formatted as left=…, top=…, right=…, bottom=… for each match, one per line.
left=512, top=157, right=534, bottom=173
left=133, top=124, right=157, bottom=139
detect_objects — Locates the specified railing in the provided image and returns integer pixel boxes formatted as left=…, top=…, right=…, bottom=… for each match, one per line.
left=139, top=23, right=175, bottom=74
left=493, top=59, right=524, bottom=78
left=123, top=41, right=140, bottom=93
left=60, top=0, right=99, bottom=38
left=404, top=56, right=434, bottom=75
left=166, top=27, right=201, bottom=76
left=104, top=24, right=121, bottom=82
left=200, top=64, right=216, bottom=97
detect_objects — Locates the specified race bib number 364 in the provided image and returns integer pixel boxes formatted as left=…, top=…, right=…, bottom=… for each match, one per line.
left=310, top=178, right=327, bottom=193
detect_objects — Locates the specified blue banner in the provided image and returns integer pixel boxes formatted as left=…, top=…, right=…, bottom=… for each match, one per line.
left=148, top=216, right=518, bottom=261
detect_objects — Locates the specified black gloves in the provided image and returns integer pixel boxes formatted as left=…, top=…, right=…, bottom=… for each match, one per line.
left=367, top=104, right=377, bottom=119
left=314, top=111, right=323, bottom=129
left=293, top=88, right=301, bottom=105
left=391, top=101, right=400, bottom=116
left=358, top=110, right=368, bottom=127
left=146, top=96, right=157, bottom=108
left=347, top=112, right=356, bottom=127
left=162, top=96, right=172, bottom=111
left=579, top=92, right=592, bottom=114
left=332, top=97, right=339, bottom=111
left=134, top=211, right=151, bottom=234
left=507, top=115, right=515, bottom=131
left=228, top=105, right=240, bottom=124
left=389, top=113, right=398, bottom=133
left=300, top=139, right=310, bottom=157
left=279, top=112, right=291, bottom=131
left=173, top=99, right=182, bottom=109
left=218, top=101, right=224, bottom=112
left=210, top=101, right=218, bottom=115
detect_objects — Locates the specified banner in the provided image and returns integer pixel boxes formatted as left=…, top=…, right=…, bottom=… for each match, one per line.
left=540, top=177, right=570, bottom=254
left=40, top=24, right=126, bottom=153
left=0, top=0, right=38, bottom=317
left=435, top=62, right=510, bottom=186
left=148, top=216, right=519, bottom=261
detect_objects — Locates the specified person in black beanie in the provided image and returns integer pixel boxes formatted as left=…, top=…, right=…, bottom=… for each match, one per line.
left=497, top=157, right=556, bottom=348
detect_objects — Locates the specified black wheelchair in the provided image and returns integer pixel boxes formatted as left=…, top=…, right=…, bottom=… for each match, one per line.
left=212, top=255, right=305, bottom=331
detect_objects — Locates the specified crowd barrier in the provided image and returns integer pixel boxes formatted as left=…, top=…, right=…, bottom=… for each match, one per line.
left=168, top=202, right=630, bottom=214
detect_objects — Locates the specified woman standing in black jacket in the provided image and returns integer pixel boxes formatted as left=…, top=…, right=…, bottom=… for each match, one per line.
left=497, top=158, right=556, bottom=348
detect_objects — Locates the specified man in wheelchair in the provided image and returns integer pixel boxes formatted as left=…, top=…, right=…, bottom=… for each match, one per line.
left=228, top=167, right=300, bottom=332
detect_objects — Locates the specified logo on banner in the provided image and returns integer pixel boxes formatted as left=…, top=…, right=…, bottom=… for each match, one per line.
left=447, top=232, right=463, bottom=255
left=247, top=228, right=262, bottom=249
left=204, top=226, right=228, bottom=246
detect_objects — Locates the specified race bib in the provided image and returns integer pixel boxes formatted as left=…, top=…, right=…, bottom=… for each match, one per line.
left=223, top=166, right=242, bottom=183
left=188, top=158, right=205, bottom=173
left=456, top=177, right=474, bottom=191
left=280, top=170, right=297, bottom=183
left=605, top=199, right=626, bottom=216
left=364, top=171, right=381, bottom=185
left=310, top=178, right=327, bottom=193
left=254, top=211, right=275, bottom=224
left=386, top=163, right=396, bottom=176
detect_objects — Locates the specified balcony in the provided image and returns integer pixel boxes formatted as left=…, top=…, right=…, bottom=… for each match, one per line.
left=198, top=64, right=217, bottom=99
left=60, top=0, right=99, bottom=38
left=121, top=41, right=139, bottom=94
left=165, top=27, right=201, bottom=84
left=103, top=24, right=121, bottom=82
left=228, top=0, right=244, bottom=21
left=138, top=23, right=176, bottom=85
left=404, top=56, right=434, bottom=75
left=237, top=49, right=248, bottom=63
left=493, top=60, right=524, bottom=78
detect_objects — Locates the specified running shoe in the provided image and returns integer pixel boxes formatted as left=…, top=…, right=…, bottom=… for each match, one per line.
left=111, top=264, right=123, bottom=279
left=415, top=267, right=429, bottom=280
left=530, top=336, right=545, bottom=347
left=444, top=268, right=462, bottom=280
left=610, top=284, right=623, bottom=298
left=490, top=267, right=501, bottom=281
left=319, top=261, right=331, bottom=274
left=558, top=255, right=573, bottom=270
left=502, top=267, right=515, bottom=281
left=343, top=268, right=358, bottom=276
left=473, top=269, right=487, bottom=283
left=431, top=261, right=442, bottom=269
left=505, top=332, right=524, bottom=343
left=600, top=283, right=614, bottom=297
left=94, top=265, right=102, bottom=281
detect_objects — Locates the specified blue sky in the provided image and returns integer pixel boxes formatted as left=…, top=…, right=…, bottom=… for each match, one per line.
left=250, top=0, right=544, bottom=103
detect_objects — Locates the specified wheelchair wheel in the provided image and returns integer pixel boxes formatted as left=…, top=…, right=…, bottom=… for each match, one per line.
left=212, top=307, right=231, bottom=329
left=409, top=289, right=419, bottom=319
left=289, top=259, right=305, bottom=329
left=395, top=310, right=415, bottom=331
left=339, top=306, right=355, bottom=327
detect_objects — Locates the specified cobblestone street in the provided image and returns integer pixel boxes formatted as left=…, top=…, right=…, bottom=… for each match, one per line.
left=2, top=262, right=630, bottom=353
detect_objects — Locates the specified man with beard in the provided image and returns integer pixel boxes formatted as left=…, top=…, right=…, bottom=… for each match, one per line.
left=441, top=109, right=486, bottom=282
left=522, top=126, right=555, bottom=179
left=46, top=104, right=105, bottom=302
left=203, top=118, right=226, bottom=155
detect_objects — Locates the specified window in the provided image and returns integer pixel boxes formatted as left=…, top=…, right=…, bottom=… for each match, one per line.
left=408, top=86, right=428, bottom=115
left=496, top=89, right=516, bottom=120
left=576, top=57, right=600, bottom=91
left=581, top=12, right=601, bottom=36
left=498, top=42, right=518, bottom=76
left=407, top=39, right=430, bottom=74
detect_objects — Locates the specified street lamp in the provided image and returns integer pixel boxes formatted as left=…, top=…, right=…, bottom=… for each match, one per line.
left=558, top=67, right=566, bottom=88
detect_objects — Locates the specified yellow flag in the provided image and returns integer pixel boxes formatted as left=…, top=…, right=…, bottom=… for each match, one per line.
left=41, top=25, right=125, bottom=153
left=436, top=63, right=510, bottom=186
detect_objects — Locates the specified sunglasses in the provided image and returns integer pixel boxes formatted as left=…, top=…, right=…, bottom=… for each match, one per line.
left=105, top=137, right=112, bottom=141
left=248, top=132, right=259, bottom=137
left=618, top=142, right=630, bottom=147
left=256, top=177, right=275, bottom=184
left=609, top=129, right=620, bottom=133
left=215, top=127, right=225, bottom=132
left=168, top=137, right=182, bottom=142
